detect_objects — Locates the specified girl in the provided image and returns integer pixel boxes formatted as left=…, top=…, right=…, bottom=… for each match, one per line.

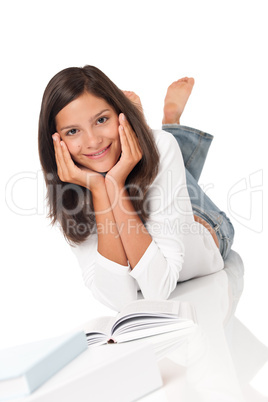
left=38, top=65, right=234, bottom=311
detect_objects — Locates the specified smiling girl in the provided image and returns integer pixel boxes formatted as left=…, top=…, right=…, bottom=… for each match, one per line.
left=38, top=65, right=234, bottom=310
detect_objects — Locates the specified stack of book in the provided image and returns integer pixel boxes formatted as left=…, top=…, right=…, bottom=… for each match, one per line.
left=0, top=299, right=197, bottom=401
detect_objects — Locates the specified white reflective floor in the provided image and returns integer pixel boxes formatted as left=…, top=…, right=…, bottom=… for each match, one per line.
left=141, top=250, right=268, bottom=402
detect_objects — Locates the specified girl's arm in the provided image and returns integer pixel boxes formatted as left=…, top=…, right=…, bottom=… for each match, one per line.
left=52, top=133, right=128, bottom=266
left=91, top=184, right=128, bottom=267
left=105, top=114, right=153, bottom=268
left=105, top=181, right=152, bottom=268
left=104, top=121, right=185, bottom=300
left=53, top=133, right=138, bottom=310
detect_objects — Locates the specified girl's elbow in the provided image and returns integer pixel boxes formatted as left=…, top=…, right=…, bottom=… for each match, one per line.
left=141, top=273, right=179, bottom=300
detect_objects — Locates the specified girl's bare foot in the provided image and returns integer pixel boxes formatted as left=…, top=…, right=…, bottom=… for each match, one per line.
left=123, top=90, right=143, bottom=113
left=162, top=77, right=195, bottom=124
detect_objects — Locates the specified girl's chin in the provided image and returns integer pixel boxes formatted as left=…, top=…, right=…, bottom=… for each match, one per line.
left=75, top=154, right=120, bottom=174
left=83, top=162, right=113, bottom=174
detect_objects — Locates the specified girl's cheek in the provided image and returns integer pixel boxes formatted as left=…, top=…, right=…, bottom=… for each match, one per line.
left=64, top=139, right=81, bottom=153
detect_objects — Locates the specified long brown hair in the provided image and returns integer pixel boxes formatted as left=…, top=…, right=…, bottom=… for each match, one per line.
left=38, top=65, right=159, bottom=244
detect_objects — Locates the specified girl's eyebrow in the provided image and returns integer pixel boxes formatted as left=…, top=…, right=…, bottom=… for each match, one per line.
left=59, top=109, right=111, bottom=131
left=89, top=109, right=110, bottom=122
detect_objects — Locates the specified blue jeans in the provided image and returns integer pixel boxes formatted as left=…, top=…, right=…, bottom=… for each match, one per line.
left=162, top=124, right=235, bottom=260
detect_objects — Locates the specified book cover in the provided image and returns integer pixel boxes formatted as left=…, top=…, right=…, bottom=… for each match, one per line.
left=12, top=343, right=163, bottom=402
left=0, top=331, right=87, bottom=400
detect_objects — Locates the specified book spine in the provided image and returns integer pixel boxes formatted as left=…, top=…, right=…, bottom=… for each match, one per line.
left=107, top=338, right=117, bottom=344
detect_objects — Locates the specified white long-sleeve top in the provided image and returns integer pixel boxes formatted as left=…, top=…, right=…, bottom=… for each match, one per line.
left=71, top=129, right=224, bottom=311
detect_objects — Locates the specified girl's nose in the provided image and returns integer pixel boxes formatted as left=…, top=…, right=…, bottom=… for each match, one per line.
left=84, top=130, right=103, bottom=148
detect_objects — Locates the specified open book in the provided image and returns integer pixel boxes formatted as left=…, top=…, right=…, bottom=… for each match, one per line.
left=83, top=300, right=197, bottom=346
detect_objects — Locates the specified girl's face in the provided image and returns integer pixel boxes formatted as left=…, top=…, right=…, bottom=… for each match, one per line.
left=55, top=91, right=121, bottom=173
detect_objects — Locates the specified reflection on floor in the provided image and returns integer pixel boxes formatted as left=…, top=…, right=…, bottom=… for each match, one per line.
left=153, top=250, right=268, bottom=402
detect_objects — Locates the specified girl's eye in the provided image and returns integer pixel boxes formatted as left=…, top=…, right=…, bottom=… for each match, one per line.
left=97, top=117, right=108, bottom=125
left=66, top=128, right=78, bottom=136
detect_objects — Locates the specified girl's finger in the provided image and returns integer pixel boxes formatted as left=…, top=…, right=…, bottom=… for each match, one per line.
left=59, top=141, right=79, bottom=181
left=52, top=136, right=63, bottom=176
left=120, top=116, right=142, bottom=158
left=60, top=140, right=75, bottom=167
left=119, top=125, right=131, bottom=156
left=120, top=115, right=138, bottom=154
left=53, top=135, right=69, bottom=179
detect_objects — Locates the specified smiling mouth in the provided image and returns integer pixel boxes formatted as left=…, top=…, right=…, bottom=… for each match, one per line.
left=84, top=144, right=111, bottom=158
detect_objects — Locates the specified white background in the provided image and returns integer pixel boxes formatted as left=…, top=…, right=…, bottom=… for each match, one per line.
left=0, top=0, right=267, bottom=389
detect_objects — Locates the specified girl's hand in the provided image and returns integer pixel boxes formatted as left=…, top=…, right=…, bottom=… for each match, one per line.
left=52, top=133, right=105, bottom=191
left=106, top=114, right=142, bottom=187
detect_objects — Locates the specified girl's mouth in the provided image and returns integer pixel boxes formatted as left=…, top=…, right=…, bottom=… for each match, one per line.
left=84, top=144, right=112, bottom=159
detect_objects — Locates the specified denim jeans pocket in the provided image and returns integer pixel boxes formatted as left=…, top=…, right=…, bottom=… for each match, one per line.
left=192, top=206, right=234, bottom=260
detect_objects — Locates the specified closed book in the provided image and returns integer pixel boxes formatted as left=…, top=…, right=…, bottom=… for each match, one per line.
left=0, top=331, right=87, bottom=401
left=14, top=342, right=163, bottom=402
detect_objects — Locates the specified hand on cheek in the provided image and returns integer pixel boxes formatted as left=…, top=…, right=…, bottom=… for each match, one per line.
left=51, top=132, right=104, bottom=190
left=106, top=114, right=142, bottom=185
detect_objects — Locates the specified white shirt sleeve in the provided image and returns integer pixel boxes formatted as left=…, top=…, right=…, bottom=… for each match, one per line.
left=130, top=130, right=188, bottom=298
left=71, top=234, right=138, bottom=311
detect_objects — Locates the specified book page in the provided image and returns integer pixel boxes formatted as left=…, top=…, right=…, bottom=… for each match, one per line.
left=114, top=316, right=185, bottom=334
left=115, top=320, right=195, bottom=343
left=111, top=300, right=196, bottom=338
left=83, top=300, right=196, bottom=345
left=115, top=300, right=182, bottom=322
left=179, top=301, right=197, bottom=322
left=83, top=316, right=111, bottom=336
